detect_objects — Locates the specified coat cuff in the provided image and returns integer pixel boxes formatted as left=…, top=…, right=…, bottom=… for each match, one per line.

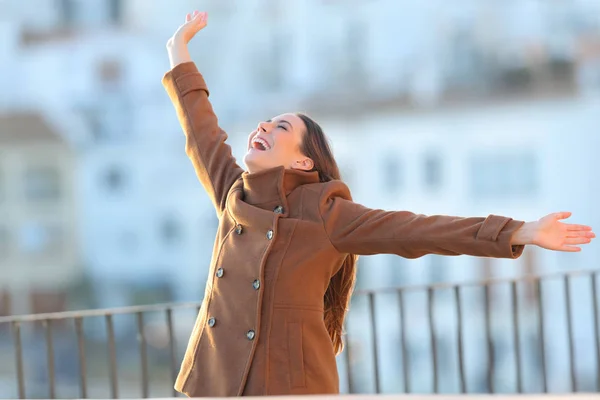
left=162, top=62, right=209, bottom=97
left=477, top=215, right=526, bottom=259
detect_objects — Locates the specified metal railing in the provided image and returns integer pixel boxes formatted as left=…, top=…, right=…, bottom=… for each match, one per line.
left=1, top=269, right=599, bottom=398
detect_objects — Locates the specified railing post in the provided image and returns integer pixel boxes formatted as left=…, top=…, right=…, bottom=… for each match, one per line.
left=12, top=321, right=25, bottom=399
left=75, top=317, right=87, bottom=399
left=511, top=281, right=522, bottom=393
left=343, top=331, right=353, bottom=394
left=565, top=275, right=576, bottom=391
left=166, top=308, right=178, bottom=397
left=106, top=314, right=119, bottom=398
left=398, top=289, right=410, bottom=393
left=591, top=272, right=600, bottom=392
left=367, top=292, right=380, bottom=393
left=428, top=287, right=438, bottom=394
left=536, top=278, right=548, bottom=393
left=484, top=284, right=495, bottom=393
left=137, top=312, right=149, bottom=398
left=43, top=319, right=56, bottom=399
left=454, top=286, right=466, bottom=393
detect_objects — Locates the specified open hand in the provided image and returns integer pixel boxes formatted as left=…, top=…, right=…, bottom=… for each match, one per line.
left=168, top=10, right=208, bottom=47
left=524, top=212, right=595, bottom=252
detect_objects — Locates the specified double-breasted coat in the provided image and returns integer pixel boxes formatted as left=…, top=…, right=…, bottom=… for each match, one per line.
left=162, top=62, right=526, bottom=397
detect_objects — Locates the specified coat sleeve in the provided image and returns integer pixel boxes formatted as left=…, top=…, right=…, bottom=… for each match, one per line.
left=318, top=181, right=525, bottom=259
left=162, top=62, right=244, bottom=215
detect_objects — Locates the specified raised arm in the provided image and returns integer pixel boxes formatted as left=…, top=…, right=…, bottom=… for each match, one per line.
left=162, top=11, right=243, bottom=215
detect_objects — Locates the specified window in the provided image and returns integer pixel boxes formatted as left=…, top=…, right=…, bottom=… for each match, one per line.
left=427, top=255, right=447, bottom=284
left=0, top=290, right=10, bottom=317
left=108, top=0, right=122, bottom=24
left=30, top=291, right=67, bottom=314
left=0, top=290, right=10, bottom=334
left=102, top=166, right=126, bottom=194
left=129, top=281, right=174, bottom=306
left=0, top=167, right=4, bottom=202
left=382, top=155, right=402, bottom=194
left=24, top=166, right=61, bottom=201
left=345, top=19, right=366, bottom=80
left=160, top=216, right=183, bottom=246
left=264, top=33, right=286, bottom=91
left=0, top=226, right=8, bottom=259
left=18, top=223, right=64, bottom=258
left=470, top=152, right=538, bottom=198
left=60, top=0, right=122, bottom=26
left=59, top=0, right=75, bottom=25
left=98, top=60, right=122, bottom=87
left=423, top=154, right=442, bottom=190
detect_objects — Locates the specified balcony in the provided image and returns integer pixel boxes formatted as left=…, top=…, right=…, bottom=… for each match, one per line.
left=0, top=269, right=599, bottom=398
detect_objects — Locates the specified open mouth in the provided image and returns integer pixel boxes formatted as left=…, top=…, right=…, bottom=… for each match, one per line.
left=251, top=136, right=272, bottom=151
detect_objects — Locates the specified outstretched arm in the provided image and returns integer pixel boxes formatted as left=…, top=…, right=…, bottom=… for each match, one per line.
left=162, top=11, right=243, bottom=215
left=319, top=182, right=595, bottom=258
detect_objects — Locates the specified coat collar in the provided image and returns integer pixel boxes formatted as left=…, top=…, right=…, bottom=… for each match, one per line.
left=241, top=166, right=320, bottom=211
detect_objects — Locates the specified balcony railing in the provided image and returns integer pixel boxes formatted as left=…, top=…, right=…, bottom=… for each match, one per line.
left=1, top=269, right=599, bottom=399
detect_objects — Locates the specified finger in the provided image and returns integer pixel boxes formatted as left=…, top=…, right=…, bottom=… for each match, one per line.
left=558, top=245, right=581, bottom=252
left=193, top=10, right=200, bottom=17
left=566, top=231, right=595, bottom=238
left=563, top=237, right=592, bottom=245
left=554, top=211, right=572, bottom=220
left=185, top=13, right=191, bottom=22
left=566, top=224, right=593, bottom=232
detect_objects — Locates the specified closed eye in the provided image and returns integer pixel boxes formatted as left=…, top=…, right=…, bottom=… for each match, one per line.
left=277, top=125, right=288, bottom=131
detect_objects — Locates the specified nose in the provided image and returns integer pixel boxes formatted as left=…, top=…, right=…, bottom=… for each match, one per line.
left=257, top=121, right=270, bottom=134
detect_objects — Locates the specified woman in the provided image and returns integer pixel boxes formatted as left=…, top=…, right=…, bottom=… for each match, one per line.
left=163, top=11, right=595, bottom=397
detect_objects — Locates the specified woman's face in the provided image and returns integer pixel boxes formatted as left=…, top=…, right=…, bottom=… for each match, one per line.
left=243, top=113, right=314, bottom=173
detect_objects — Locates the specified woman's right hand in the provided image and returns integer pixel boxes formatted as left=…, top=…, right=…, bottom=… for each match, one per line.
left=166, top=11, right=208, bottom=67
left=168, top=10, right=208, bottom=47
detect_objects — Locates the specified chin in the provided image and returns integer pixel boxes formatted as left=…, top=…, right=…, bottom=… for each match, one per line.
left=243, top=150, right=280, bottom=173
left=243, top=151, right=265, bottom=173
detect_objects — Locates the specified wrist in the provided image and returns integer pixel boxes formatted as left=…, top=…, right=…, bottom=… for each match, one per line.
left=166, top=39, right=192, bottom=69
left=511, top=221, right=537, bottom=246
left=167, top=34, right=186, bottom=49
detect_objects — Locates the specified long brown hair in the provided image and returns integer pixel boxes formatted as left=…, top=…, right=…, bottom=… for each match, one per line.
left=296, top=113, right=358, bottom=355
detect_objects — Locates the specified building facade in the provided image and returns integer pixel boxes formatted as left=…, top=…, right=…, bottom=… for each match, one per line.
left=0, top=112, right=80, bottom=315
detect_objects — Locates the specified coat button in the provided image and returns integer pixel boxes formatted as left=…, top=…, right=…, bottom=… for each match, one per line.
left=208, top=317, right=216, bottom=327
left=252, top=279, right=260, bottom=290
left=274, top=205, right=284, bottom=214
left=216, top=268, right=224, bottom=278
left=246, top=330, right=255, bottom=340
left=266, top=230, right=274, bottom=240
left=235, top=224, right=243, bottom=235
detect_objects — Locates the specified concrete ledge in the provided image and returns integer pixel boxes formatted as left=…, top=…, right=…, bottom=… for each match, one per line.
left=54, top=395, right=600, bottom=400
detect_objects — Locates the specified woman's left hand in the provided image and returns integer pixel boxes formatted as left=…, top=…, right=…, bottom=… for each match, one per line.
left=513, top=212, right=595, bottom=251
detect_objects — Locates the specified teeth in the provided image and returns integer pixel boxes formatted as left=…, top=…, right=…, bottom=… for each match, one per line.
left=252, top=137, right=271, bottom=150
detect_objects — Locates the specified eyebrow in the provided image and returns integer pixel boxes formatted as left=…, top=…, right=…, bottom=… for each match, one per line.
left=266, top=119, right=293, bottom=130
left=279, top=120, right=292, bottom=129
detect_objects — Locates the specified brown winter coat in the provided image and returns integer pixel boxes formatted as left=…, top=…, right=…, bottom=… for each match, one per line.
left=162, top=62, right=525, bottom=397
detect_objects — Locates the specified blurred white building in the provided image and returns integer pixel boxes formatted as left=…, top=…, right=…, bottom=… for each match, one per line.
left=1, top=0, right=599, bottom=393
left=0, top=111, right=82, bottom=315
